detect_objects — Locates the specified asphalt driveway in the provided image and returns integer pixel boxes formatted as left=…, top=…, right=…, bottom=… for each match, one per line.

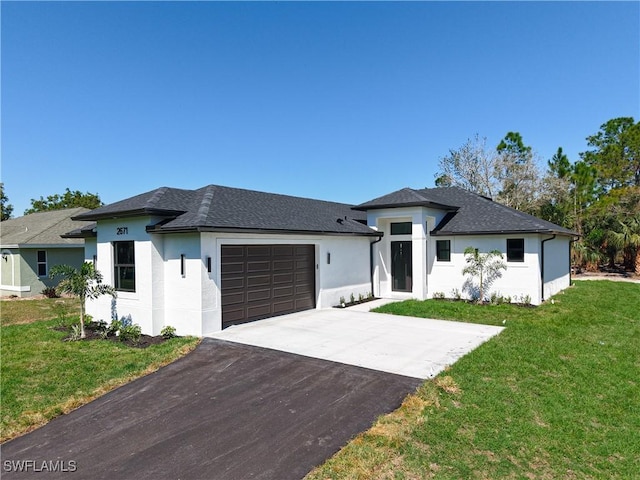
left=2, top=339, right=421, bottom=480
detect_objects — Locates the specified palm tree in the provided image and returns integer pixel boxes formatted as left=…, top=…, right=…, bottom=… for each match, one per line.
left=50, top=262, right=116, bottom=338
left=462, top=247, right=507, bottom=302
left=605, top=215, right=640, bottom=275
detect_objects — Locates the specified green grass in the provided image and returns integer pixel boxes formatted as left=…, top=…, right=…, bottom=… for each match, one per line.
left=1, top=297, right=80, bottom=326
left=1, top=315, right=199, bottom=442
left=306, top=281, right=640, bottom=479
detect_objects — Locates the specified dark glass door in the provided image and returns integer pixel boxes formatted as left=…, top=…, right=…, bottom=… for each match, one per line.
left=391, top=241, right=412, bottom=292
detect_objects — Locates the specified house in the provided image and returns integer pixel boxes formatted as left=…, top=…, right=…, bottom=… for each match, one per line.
left=70, top=185, right=577, bottom=336
left=0, top=208, right=94, bottom=297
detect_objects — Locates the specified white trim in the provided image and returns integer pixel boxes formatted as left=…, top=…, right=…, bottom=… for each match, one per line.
left=0, top=284, right=31, bottom=292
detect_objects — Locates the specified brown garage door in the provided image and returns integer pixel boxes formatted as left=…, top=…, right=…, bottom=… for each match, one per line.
left=221, top=244, right=316, bottom=327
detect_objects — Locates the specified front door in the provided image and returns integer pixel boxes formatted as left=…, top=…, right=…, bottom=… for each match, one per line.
left=391, top=241, right=412, bottom=292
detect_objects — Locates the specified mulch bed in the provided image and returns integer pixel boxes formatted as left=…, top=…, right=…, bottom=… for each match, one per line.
left=54, top=324, right=169, bottom=348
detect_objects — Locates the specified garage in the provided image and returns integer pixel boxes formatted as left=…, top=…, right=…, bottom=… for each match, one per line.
left=221, top=244, right=316, bottom=327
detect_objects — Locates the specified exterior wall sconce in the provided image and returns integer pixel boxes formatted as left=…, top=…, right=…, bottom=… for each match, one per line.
left=180, top=254, right=186, bottom=277
left=327, top=252, right=331, bottom=264
left=206, top=256, right=212, bottom=273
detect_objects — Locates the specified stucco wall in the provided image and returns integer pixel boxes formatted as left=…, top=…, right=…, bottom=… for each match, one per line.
left=368, top=206, right=552, bottom=305
left=86, top=220, right=373, bottom=337
left=542, top=236, right=571, bottom=300
left=428, top=234, right=542, bottom=304
left=1, top=247, right=85, bottom=297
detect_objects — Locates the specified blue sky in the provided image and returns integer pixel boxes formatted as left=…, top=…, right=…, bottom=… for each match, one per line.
left=2, top=1, right=638, bottom=216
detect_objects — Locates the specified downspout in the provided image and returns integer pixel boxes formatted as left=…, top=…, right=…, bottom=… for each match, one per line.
left=540, top=234, right=556, bottom=302
left=370, top=234, right=383, bottom=298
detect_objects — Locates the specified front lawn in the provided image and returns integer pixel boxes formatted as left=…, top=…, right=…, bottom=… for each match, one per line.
left=1, top=311, right=199, bottom=443
left=306, top=281, right=640, bottom=479
left=1, top=297, right=80, bottom=326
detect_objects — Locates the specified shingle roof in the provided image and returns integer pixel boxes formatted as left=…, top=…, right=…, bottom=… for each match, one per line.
left=1, top=208, right=93, bottom=247
left=74, top=185, right=378, bottom=236
left=355, top=186, right=578, bottom=237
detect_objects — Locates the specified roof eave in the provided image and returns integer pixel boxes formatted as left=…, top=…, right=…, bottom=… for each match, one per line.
left=146, top=225, right=383, bottom=237
left=353, top=201, right=458, bottom=212
left=430, top=228, right=579, bottom=237
left=73, top=208, right=186, bottom=221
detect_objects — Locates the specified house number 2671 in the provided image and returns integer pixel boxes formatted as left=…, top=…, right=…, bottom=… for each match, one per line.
left=116, top=227, right=128, bottom=235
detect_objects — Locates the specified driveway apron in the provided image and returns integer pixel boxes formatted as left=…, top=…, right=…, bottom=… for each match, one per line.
left=2, top=339, right=421, bottom=480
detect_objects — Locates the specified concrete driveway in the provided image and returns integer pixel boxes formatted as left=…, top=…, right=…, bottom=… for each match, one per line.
left=2, top=339, right=421, bottom=480
left=210, top=302, right=504, bottom=379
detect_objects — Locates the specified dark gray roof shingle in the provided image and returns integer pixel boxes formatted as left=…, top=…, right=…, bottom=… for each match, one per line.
left=355, top=186, right=578, bottom=236
left=74, top=185, right=377, bottom=236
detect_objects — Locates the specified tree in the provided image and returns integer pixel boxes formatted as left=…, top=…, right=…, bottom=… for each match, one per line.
left=434, top=134, right=499, bottom=199
left=25, top=188, right=102, bottom=215
left=495, top=132, right=542, bottom=213
left=462, top=247, right=507, bottom=303
left=0, top=183, right=13, bottom=220
left=434, top=132, right=543, bottom=213
left=50, top=262, right=116, bottom=339
left=581, top=117, right=640, bottom=192
left=605, top=215, right=640, bottom=275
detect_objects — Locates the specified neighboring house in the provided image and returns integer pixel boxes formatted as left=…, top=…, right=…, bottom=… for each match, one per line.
left=70, top=185, right=577, bottom=337
left=0, top=208, right=94, bottom=297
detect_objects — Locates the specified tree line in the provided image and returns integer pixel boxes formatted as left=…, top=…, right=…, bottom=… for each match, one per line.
left=2, top=117, right=638, bottom=274
left=0, top=186, right=102, bottom=221
left=435, top=116, right=640, bottom=274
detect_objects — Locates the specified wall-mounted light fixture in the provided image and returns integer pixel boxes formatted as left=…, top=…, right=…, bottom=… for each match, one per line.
left=206, top=256, right=212, bottom=273
left=327, top=252, right=331, bottom=264
left=180, top=254, right=186, bottom=277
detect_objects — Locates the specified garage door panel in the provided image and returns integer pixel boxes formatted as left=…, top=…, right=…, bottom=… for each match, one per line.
left=247, top=275, right=271, bottom=287
left=222, top=291, right=245, bottom=306
left=247, top=246, right=271, bottom=257
left=247, top=288, right=271, bottom=302
left=247, top=304, right=273, bottom=318
left=273, top=272, right=294, bottom=285
left=273, top=300, right=295, bottom=314
left=247, top=261, right=271, bottom=273
left=221, top=244, right=315, bottom=327
left=221, top=262, right=245, bottom=275
left=273, top=260, right=294, bottom=271
left=273, top=245, right=294, bottom=256
left=222, top=277, right=245, bottom=290
left=273, top=285, right=294, bottom=298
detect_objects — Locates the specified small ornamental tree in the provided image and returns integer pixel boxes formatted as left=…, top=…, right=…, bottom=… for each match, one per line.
left=462, top=247, right=507, bottom=303
left=50, top=262, right=116, bottom=338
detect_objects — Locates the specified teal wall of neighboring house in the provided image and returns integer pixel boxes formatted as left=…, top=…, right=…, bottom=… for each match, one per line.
left=0, top=247, right=85, bottom=297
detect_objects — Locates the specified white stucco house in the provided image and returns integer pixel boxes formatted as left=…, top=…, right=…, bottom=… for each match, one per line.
left=69, top=185, right=577, bottom=336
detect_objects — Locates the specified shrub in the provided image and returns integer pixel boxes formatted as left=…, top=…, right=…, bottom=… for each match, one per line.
left=119, top=324, right=142, bottom=343
left=450, top=288, right=462, bottom=300
left=67, top=324, right=82, bottom=342
left=433, top=291, right=446, bottom=300
left=41, top=287, right=60, bottom=298
left=161, top=325, right=177, bottom=339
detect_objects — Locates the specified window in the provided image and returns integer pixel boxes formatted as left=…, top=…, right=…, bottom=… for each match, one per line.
left=507, top=238, right=525, bottom=262
left=390, top=222, right=412, bottom=235
left=114, top=241, right=135, bottom=292
left=436, top=240, right=451, bottom=262
left=37, top=250, right=47, bottom=276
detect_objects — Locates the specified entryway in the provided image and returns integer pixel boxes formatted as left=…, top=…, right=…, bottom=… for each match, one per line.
left=391, top=240, right=412, bottom=292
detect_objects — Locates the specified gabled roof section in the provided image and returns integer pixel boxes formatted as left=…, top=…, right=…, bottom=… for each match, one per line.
left=75, top=185, right=379, bottom=237
left=357, top=186, right=578, bottom=237
left=73, top=187, right=195, bottom=221
left=1, top=208, right=93, bottom=247
left=353, top=187, right=459, bottom=211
